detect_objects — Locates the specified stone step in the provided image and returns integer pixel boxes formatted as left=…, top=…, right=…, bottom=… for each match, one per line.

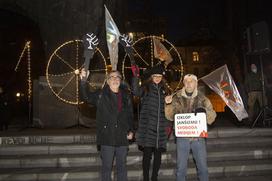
left=138, top=175, right=272, bottom=181
left=1, top=147, right=271, bottom=169
left=1, top=136, right=272, bottom=156
left=1, top=128, right=272, bottom=145
left=204, top=176, right=272, bottom=181
left=1, top=127, right=272, bottom=181
left=0, top=160, right=272, bottom=181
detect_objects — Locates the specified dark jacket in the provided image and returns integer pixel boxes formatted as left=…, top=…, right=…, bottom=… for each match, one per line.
left=165, top=87, right=216, bottom=125
left=0, top=93, right=11, bottom=122
left=244, top=72, right=262, bottom=92
left=132, top=77, right=169, bottom=151
left=80, top=81, right=134, bottom=146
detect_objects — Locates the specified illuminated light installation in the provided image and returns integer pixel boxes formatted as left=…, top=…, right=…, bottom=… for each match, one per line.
left=122, top=35, right=183, bottom=92
left=14, top=41, right=32, bottom=101
left=46, top=40, right=107, bottom=105
left=16, top=92, right=21, bottom=97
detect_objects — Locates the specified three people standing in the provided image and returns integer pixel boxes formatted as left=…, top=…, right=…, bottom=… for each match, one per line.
left=80, top=33, right=215, bottom=181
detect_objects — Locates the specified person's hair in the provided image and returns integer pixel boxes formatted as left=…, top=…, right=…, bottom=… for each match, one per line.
left=141, top=76, right=171, bottom=94
left=106, top=70, right=122, bottom=80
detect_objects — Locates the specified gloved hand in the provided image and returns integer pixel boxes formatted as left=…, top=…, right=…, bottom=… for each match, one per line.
left=131, top=65, right=139, bottom=77
left=194, top=107, right=206, bottom=116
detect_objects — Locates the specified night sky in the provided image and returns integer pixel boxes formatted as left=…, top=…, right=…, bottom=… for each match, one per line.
left=129, top=0, right=272, bottom=43
left=0, top=0, right=272, bottom=123
left=1, top=0, right=272, bottom=92
left=152, top=0, right=226, bottom=41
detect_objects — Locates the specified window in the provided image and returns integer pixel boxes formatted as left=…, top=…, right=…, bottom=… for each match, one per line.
left=192, top=51, right=199, bottom=62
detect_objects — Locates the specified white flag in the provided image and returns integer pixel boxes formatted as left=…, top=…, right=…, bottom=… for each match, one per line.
left=105, top=5, right=121, bottom=70
left=200, top=65, right=248, bottom=121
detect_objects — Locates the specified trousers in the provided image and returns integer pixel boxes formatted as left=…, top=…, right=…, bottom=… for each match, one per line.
left=176, top=138, right=208, bottom=181
left=142, top=147, right=162, bottom=181
left=100, top=145, right=128, bottom=181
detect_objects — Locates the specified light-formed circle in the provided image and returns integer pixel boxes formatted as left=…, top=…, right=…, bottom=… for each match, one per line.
left=122, top=35, right=183, bottom=92
left=46, top=40, right=107, bottom=105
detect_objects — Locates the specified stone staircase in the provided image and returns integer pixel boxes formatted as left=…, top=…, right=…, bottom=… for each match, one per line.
left=0, top=128, right=272, bottom=181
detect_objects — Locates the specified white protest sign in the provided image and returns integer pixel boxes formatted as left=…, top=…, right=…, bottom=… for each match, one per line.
left=174, top=113, right=208, bottom=138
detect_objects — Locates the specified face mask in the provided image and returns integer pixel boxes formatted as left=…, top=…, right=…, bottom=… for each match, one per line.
left=251, top=68, right=257, bottom=73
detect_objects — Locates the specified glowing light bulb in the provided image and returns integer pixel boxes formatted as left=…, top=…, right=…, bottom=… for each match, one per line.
left=75, top=69, right=80, bottom=75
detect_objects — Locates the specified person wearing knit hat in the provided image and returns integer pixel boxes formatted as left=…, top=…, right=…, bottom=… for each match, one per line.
left=131, top=63, right=171, bottom=181
left=165, top=74, right=216, bottom=181
left=140, top=63, right=166, bottom=81
left=183, top=74, right=197, bottom=82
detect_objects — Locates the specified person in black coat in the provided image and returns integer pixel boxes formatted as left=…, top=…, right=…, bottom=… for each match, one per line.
left=80, top=69, right=134, bottom=181
left=0, top=86, right=10, bottom=131
left=131, top=63, right=171, bottom=181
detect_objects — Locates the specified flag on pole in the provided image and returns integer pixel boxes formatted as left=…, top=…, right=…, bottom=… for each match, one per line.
left=153, top=37, right=173, bottom=65
left=105, top=5, right=121, bottom=70
left=200, top=65, right=248, bottom=121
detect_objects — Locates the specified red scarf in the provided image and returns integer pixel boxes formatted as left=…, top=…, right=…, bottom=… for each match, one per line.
left=117, top=91, right=122, bottom=112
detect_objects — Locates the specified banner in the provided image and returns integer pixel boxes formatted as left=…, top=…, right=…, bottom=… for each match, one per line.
left=105, top=5, right=121, bottom=70
left=174, top=113, right=208, bottom=138
left=200, top=65, right=248, bottom=121
left=153, top=37, right=173, bottom=65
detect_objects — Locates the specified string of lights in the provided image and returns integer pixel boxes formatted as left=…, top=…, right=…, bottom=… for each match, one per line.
left=75, top=40, right=79, bottom=104
left=55, top=52, right=75, bottom=71
left=46, top=40, right=108, bottom=105
left=131, top=47, right=149, bottom=66
left=14, top=41, right=31, bottom=72
left=122, top=35, right=184, bottom=92
left=14, top=41, right=32, bottom=101
left=47, top=72, right=75, bottom=77
left=151, top=36, right=154, bottom=67
left=27, top=42, right=31, bottom=101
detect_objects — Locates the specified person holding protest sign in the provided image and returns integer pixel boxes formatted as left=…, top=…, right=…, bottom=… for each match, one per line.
left=131, top=63, right=171, bottom=181
left=165, top=74, right=216, bottom=181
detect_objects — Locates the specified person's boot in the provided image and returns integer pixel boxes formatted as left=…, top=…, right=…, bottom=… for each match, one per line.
left=143, top=169, right=150, bottom=181
left=151, top=171, right=158, bottom=181
left=151, top=176, right=157, bottom=181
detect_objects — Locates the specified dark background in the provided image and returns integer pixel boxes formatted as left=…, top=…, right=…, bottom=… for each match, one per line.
left=0, top=0, right=272, bottom=127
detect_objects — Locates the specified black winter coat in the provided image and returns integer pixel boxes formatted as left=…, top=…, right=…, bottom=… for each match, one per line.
left=0, top=93, right=11, bottom=123
left=80, top=81, right=134, bottom=147
left=132, top=77, right=169, bottom=151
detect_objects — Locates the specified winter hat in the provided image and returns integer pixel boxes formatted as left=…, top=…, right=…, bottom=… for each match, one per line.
left=143, top=63, right=166, bottom=78
left=183, top=74, right=197, bottom=83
